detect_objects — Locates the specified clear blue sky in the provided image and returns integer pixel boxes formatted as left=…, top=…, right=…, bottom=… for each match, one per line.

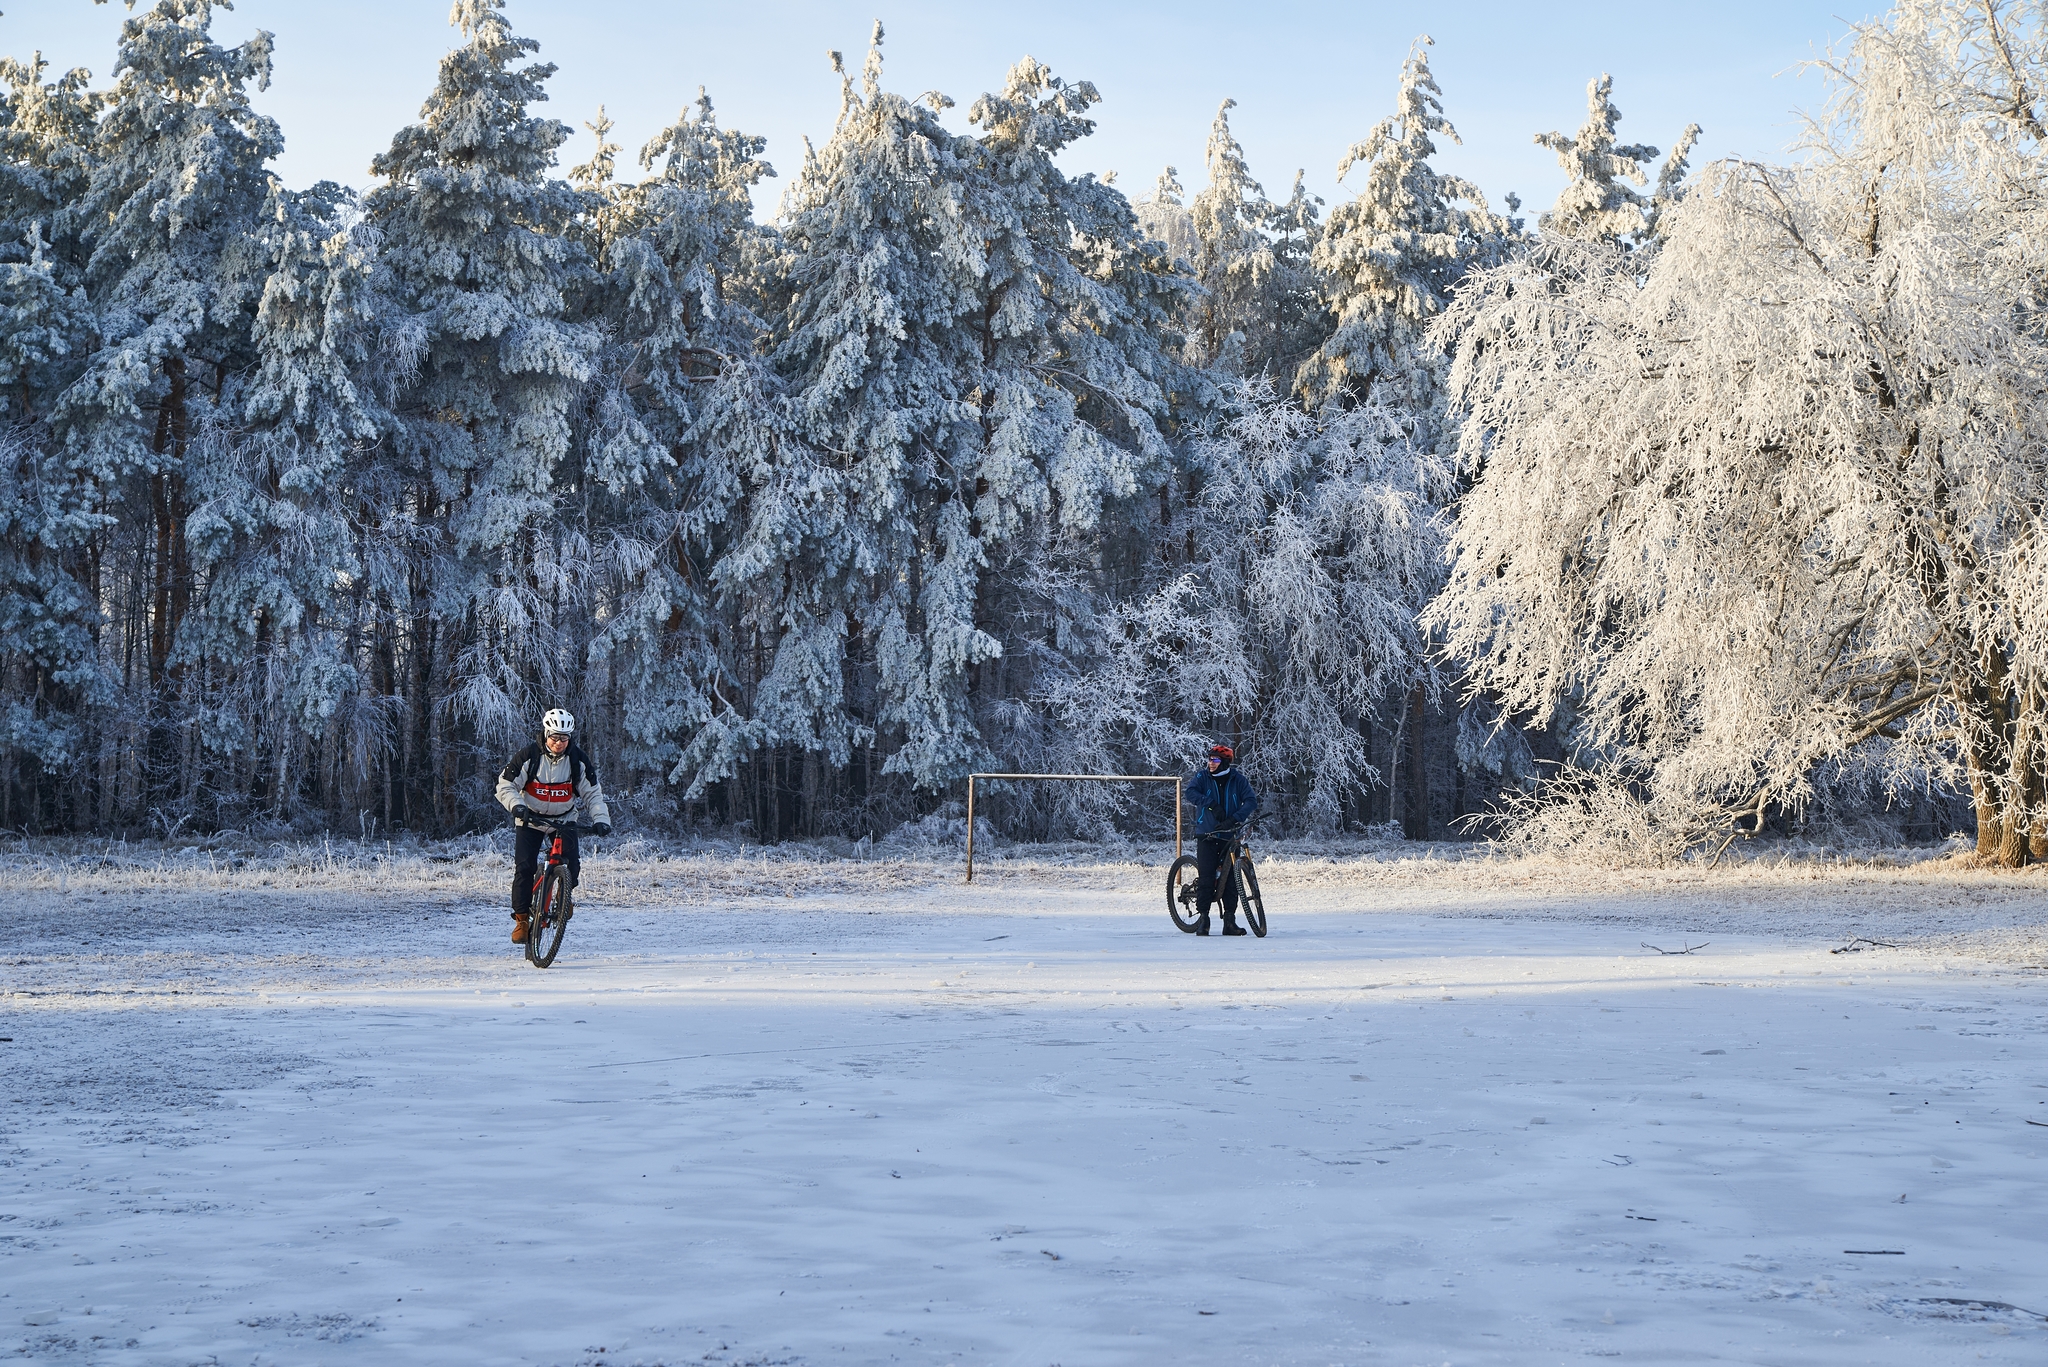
left=6, top=1, right=1868, bottom=218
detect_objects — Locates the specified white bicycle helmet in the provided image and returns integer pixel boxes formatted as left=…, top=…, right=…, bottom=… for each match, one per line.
left=541, top=708, right=575, bottom=738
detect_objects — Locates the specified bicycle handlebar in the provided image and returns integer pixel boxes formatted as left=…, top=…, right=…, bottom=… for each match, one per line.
left=512, top=813, right=589, bottom=834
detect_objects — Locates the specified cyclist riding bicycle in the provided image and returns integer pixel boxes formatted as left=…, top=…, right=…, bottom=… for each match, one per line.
left=1182, top=742, right=1260, bottom=936
left=496, top=708, right=611, bottom=944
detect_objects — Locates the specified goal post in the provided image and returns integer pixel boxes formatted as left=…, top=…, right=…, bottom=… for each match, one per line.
left=962, top=773, right=1184, bottom=881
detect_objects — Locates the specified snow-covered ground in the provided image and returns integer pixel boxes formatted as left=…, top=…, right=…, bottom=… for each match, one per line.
left=6, top=839, right=2046, bottom=1365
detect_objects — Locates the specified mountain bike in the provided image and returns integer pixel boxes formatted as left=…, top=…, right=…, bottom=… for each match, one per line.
left=1166, top=820, right=1267, bottom=937
left=518, top=815, right=583, bottom=968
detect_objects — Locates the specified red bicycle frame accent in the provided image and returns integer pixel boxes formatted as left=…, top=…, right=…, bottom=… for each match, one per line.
left=528, top=834, right=568, bottom=909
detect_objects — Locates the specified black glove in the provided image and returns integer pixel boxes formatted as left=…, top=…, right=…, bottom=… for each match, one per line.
left=589, top=822, right=611, bottom=838
left=512, top=804, right=537, bottom=822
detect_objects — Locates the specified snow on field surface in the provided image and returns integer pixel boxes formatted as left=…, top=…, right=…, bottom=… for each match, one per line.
left=5, top=837, right=2046, bottom=1366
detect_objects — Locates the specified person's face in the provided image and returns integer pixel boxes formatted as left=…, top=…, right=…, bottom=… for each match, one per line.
left=1207, top=754, right=1223, bottom=772
left=545, top=732, right=570, bottom=756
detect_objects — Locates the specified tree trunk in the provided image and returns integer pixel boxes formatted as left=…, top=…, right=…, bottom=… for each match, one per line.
left=1403, top=683, right=1428, bottom=840
left=1966, top=678, right=2041, bottom=869
left=145, top=359, right=191, bottom=810
left=1992, top=686, right=2048, bottom=866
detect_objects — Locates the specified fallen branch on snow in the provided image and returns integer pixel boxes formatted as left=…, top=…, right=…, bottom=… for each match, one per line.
left=1917, top=1297, right=2047, bottom=1321
left=1642, top=940, right=1709, bottom=955
left=1831, top=937, right=1900, bottom=954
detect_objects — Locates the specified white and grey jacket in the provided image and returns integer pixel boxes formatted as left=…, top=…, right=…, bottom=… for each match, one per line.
left=496, top=741, right=611, bottom=827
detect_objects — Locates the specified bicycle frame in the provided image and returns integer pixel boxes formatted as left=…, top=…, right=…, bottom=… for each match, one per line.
left=520, top=815, right=580, bottom=894
left=1210, top=819, right=1254, bottom=860
left=1209, top=821, right=1257, bottom=901
left=1182, top=822, right=1249, bottom=894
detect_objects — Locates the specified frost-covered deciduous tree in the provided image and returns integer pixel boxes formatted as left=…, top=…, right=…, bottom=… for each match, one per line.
left=1164, top=381, right=1450, bottom=829
left=1432, top=0, right=2048, bottom=865
left=365, top=0, right=598, bottom=826
left=1534, top=74, right=1699, bottom=250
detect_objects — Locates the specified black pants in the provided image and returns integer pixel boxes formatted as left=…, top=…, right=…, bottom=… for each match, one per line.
left=512, top=825, right=580, bottom=916
left=1194, top=834, right=1239, bottom=918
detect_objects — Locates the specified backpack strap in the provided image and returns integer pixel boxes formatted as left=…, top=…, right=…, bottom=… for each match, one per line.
left=501, top=741, right=542, bottom=784
left=568, top=739, right=596, bottom=790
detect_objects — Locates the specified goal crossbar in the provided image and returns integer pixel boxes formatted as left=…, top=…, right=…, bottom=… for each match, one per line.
left=963, top=773, right=1182, bottom=882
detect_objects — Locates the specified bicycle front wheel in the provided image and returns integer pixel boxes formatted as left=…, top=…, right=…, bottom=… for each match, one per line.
left=529, top=867, right=569, bottom=968
left=522, top=874, right=546, bottom=965
left=1166, top=854, right=1203, bottom=933
left=1234, top=855, right=1267, bottom=938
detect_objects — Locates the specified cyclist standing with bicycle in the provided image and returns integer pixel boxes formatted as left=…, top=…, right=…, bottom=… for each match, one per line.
left=1183, top=742, right=1260, bottom=936
left=496, top=708, right=611, bottom=944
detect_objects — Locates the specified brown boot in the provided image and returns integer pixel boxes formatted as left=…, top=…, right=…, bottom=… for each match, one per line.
left=511, top=914, right=530, bottom=944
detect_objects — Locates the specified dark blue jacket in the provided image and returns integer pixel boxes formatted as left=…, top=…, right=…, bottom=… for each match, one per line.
left=1184, top=765, right=1259, bottom=835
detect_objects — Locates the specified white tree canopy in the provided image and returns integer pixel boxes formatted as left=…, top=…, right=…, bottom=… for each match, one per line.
left=1431, top=0, right=2048, bottom=863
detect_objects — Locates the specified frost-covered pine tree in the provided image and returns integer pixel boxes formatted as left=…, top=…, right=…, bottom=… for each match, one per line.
left=1430, top=0, right=2048, bottom=865
left=957, top=49, right=1195, bottom=824
left=176, top=176, right=384, bottom=823
left=1257, top=170, right=1332, bottom=385
left=569, top=90, right=779, bottom=800
left=676, top=28, right=1192, bottom=825
left=365, top=0, right=598, bottom=827
left=1179, top=101, right=1334, bottom=384
left=678, top=29, right=991, bottom=798
left=1534, top=74, right=1699, bottom=250
left=1132, top=165, right=1199, bottom=268
left=0, top=53, right=103, bottom=814
left=1304, top=36, right=1500, bottom=416
left=55, top=0, right=283, bottom=817
left=1283, top=38, right=1503, bottom=835
left=0, top=52, right=98, bottom=269
left=1186, top=99, right=1272, bottom=374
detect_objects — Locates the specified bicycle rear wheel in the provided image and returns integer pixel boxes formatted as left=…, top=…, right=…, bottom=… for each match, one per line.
left=529, top=867, right=569, bottom=968
left=1166, top=855, right=1203, bottom=933
left=1233, top=855, right=1267, bottom=937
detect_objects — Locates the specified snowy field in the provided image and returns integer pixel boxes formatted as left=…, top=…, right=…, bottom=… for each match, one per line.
left=5, top=838, right=2047, bottom=1366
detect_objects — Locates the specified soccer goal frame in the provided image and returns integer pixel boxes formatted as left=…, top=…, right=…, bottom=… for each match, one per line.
left=962, top=773, right=1183, bottom=881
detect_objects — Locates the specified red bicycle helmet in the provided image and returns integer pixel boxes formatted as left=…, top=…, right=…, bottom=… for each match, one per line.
left=1208, top=742, right=1235, bottom=762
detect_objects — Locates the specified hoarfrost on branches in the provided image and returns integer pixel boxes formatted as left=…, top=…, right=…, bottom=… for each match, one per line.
left=1168, top=380, right=1451, bottom=831
left=1431, top=0, right=2048, bottom=864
